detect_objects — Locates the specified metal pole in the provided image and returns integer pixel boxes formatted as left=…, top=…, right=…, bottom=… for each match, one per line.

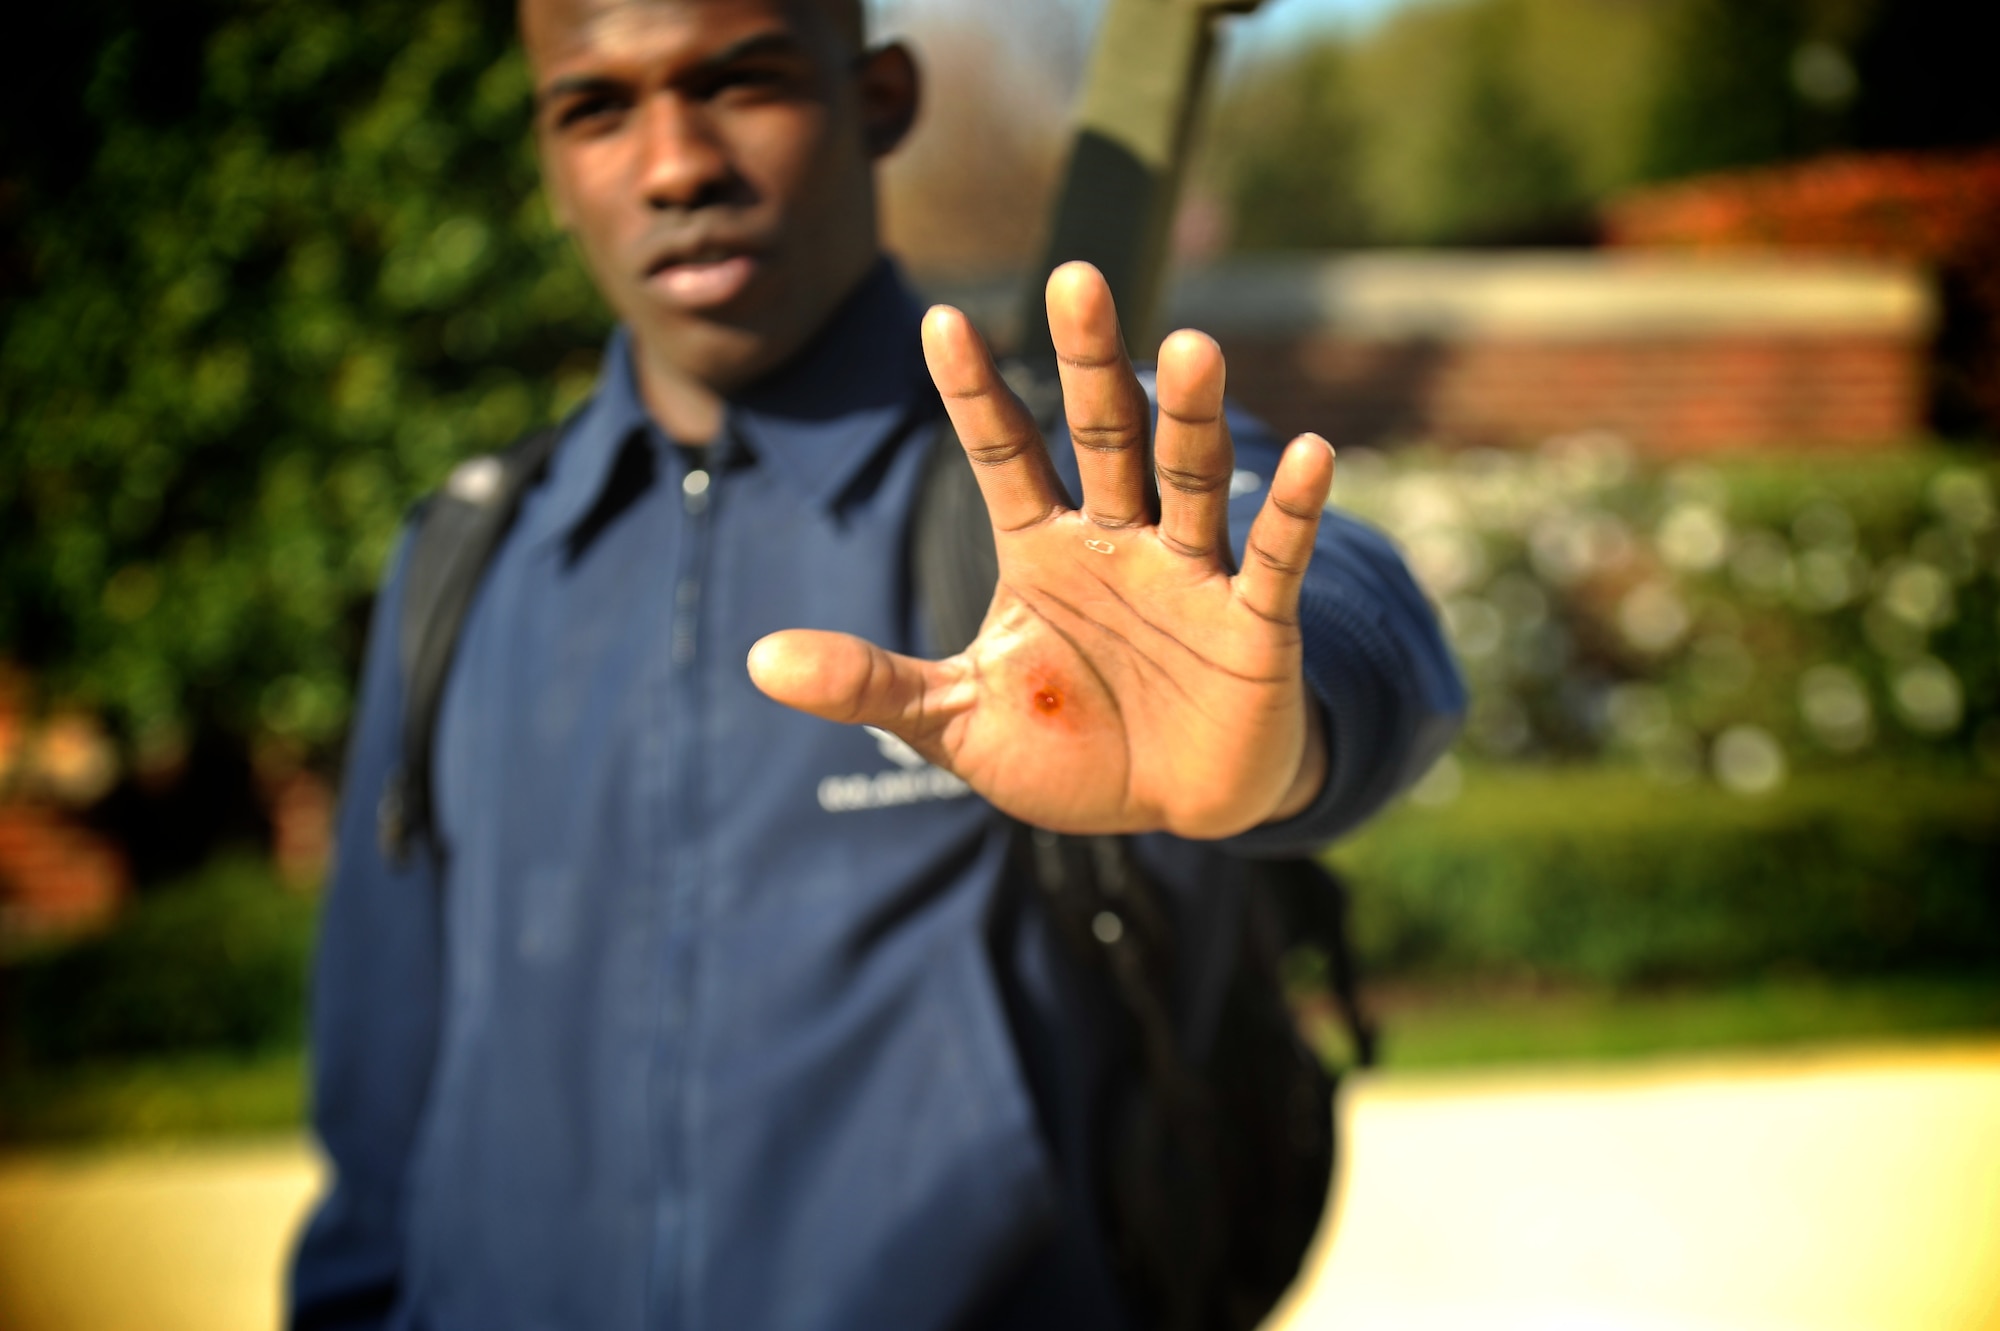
left=1017, top=0, right=1268, bottom=361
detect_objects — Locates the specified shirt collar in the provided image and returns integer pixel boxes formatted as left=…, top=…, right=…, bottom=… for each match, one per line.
left=521, top=324, right=651, bottom=552
left=526, top=259, right=937, bottom=550
left=727, top=257, right=938, bottom=511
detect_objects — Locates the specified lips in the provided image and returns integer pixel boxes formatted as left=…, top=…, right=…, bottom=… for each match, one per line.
left=644, top=243, right=763, bottom=311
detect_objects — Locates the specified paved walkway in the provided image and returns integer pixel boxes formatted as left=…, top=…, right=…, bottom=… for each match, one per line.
left=1269, top=1040, right=2000, bottom=1331
left=2, top=1041, right=1995, bottom=1331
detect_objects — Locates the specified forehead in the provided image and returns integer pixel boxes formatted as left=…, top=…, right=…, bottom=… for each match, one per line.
left=520, top=0, right=856, bottom=69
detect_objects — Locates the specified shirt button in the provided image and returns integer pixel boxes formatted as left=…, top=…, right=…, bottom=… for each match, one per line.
left=682, top=468, right=710, bottom=514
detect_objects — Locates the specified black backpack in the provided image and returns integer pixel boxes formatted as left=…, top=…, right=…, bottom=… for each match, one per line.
left=376, top=384, right=1377, bottom=1331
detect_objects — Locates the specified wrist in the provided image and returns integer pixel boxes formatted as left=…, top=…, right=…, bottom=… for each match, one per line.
left=1266, top=690, right=1328, bottom=825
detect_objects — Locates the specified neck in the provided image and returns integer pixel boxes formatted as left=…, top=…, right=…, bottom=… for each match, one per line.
left=634, top=347, right=726, bottom=447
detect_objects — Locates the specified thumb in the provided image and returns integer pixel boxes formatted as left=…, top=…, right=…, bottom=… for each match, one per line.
left=747, top=629, right=941, bottom=733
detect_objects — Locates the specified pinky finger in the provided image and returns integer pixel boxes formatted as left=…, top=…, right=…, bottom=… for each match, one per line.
left=1234, top=434, right=1334, bottom=626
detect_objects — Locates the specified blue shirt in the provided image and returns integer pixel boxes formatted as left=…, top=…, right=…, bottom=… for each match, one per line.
left=291, top=262, right=1463, bottom=1331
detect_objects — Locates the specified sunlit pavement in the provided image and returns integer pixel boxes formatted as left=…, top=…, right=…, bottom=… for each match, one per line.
left=1, top=1042, right=1996, bottom=1331
left=1269, top=1041, right=2000, bottom=1331
left=0, top=1137, right=321, bottom=1331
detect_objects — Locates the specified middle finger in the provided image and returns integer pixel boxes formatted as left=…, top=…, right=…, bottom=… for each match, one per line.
left=1047, top=262, right=1154, bottom=530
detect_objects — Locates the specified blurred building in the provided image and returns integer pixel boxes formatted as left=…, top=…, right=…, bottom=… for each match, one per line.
left=1605, top=147, right=2000, bottom=439
left=933, top=250, right=1935, bottom=456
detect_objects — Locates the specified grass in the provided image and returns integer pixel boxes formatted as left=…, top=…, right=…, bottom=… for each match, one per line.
left=0, top=1049, right=307, bottom=1148
left=6, top=974, right=1997, bottom=1147
left=1301, top=972, right=2000, bottom=1073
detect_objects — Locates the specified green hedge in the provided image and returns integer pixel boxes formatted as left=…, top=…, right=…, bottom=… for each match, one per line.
left=1333, top=765, right=2000, bottom=986
left=4, top=766, right=1993, bottom=1071
left=1329, top=446, right=1999, bottom=784
left=3, top=858, right=318, bottom=1066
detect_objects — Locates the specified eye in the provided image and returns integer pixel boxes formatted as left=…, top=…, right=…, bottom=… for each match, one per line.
left=716, top=66, right=782, bottom=90
left=701, top=62, right=802, bottom=104
left=553, top=92, right=629, bottom=132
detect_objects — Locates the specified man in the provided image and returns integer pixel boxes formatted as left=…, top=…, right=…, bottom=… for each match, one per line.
left=291, top=0, right=1463, bottom=1327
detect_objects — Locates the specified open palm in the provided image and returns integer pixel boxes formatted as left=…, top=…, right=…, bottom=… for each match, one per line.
left=749, top=262, right=1333, bottom=839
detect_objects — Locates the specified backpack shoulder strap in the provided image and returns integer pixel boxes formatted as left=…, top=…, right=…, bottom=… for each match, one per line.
left=377, top=423, right=565, bottom=865
left=912, top=360, right=1063, bottom=656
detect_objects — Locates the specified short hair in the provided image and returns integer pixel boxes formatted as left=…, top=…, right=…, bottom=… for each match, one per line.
left=518, top=0, right=868, bottom=55
left=823, top=0, right=866, bottom=50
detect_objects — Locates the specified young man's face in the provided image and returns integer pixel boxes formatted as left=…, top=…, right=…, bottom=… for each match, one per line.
left=523, top=0, right=911, bottom=393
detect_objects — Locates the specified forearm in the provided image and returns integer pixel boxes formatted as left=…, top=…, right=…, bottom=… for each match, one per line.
left=1263, top=692, right=1328, bottom=826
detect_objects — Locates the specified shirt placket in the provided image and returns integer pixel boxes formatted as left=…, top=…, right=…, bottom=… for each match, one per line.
left=647, top=439, right=719, bottom=1329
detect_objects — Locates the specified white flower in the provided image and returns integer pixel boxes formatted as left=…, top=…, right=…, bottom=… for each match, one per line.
left=1793, top=548, right=1856, bottom=612
left=1878, top=560, right=1954, bottom=630
left=1405, top=529, right=1488, bottom=597
left=1618, top=580, right=1691, bottom=654
left=1657, top=503, right=1730, bottom=573
left=1893, top=658, right=1964, bottom=735
left=1441, top=596, right=1504, bottom=660
left=1530, top=515, right=1592, bottom=586
left=1530, top=511, right=1632, bottom=585
left=1712, top=726, right=1787, bottom=796
left=1541, top=430, right=1634, bottom=493
left=1798, top=664, right=1873, bottom=752
left=1928, top=467, right=1995, bottom=533
left=1331, top=446, right=1391, bottom=500
left=1388, top=474, right=1465, bottom=535
left=1453, top=454, right=1539, bottom=536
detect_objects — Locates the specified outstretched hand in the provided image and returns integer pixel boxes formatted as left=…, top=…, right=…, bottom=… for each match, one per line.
left=748, top=262, right=1333, bottom=839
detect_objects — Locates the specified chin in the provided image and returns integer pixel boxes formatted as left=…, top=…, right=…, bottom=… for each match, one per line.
left=645, top=316, right=780, bottom=395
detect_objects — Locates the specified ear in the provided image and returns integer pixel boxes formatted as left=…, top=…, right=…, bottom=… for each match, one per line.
left=854, top=41, right=920, bottom=160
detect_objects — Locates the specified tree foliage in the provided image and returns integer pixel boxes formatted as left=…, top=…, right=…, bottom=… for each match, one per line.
left=1204, top=0, right=1660, bottom=249
left=1639, top=0, right=1817, bottom=182
left=1211, top=42, right=1374, bottom=252
left=1427, top=8, right=1581, bottom=242
left=0, top=0, right=608, bottom=763
left=1206, top=0, right=2000, bottom=251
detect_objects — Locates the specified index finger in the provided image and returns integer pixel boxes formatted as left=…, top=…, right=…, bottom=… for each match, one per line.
left=922, top=305, right=1067, bottom=533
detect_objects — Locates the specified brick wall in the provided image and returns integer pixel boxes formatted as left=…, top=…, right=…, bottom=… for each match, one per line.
left=1602, top=148, right=2000, bottom=436
left=933, top=251, right=1937, bottom=455
left=1220, top=331, right=1924, bottom=456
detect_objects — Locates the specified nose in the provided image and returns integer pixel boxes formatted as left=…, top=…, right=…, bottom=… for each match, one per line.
left=637, top=93, right=731, bottom=211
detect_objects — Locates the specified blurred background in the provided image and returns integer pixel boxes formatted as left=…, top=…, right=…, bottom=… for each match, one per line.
left=0, top=0, right=1995, bottom=1327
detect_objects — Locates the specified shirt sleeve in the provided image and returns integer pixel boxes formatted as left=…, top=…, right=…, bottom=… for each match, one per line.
left=1210, top=397, right=1466, bottom=858
left=289, top=531, right=444, bottom=1331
